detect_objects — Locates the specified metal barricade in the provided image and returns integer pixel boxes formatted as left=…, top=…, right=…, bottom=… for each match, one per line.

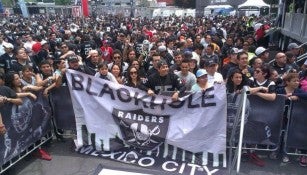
left=284, top=99, right=307, bottom=156
left=0, top=91, right=53, bottom=174
left=227, top=92, right=286, bottom=174
left=49, top=86, right=76, bottom=139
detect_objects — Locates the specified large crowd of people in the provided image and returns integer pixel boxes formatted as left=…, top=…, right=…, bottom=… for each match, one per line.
left=0, top=13, right=307, bottom=167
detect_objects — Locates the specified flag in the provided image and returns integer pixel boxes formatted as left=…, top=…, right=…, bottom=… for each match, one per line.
left=0, top=0, right=4, bottom=13
left=81, top=0, right=89, bottom=17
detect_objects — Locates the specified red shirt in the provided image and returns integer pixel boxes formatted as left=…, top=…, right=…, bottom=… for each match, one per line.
left=100, top=46, right=113, bottom=63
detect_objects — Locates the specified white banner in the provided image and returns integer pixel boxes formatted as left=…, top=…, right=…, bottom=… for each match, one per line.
left=72, top=6, right=82, bottom=18
left=66, top=69, right=226, bottom=154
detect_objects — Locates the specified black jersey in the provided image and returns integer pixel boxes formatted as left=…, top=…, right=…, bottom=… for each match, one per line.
left=141, top=73, right=186, bottom=95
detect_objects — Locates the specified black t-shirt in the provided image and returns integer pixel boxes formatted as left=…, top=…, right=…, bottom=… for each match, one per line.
left=11, top=59, right=39, bottom=74
left=0, top=86, right=17, bottom=99
left=0, top=53, right=17, bottom=73
left=141, top=73, right=186, bottom=95
left=249, top=78, right=276, bottom=93
left=80, top=41, right=96, bottom=60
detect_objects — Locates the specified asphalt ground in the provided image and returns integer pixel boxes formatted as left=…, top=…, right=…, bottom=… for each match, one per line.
left=1, top=138, right=306, bottom=175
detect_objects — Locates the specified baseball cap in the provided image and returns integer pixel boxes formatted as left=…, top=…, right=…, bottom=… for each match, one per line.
left=204, top=58, right=218, bottom=67
left=255, top=47, right=268, bottom=56
left=41, top=40, right=48, bottom=45
left=287, top=43, right=300, bottom=50
left=196, top=69, right=207, bottom=78
left=32, top=42, right=42, bottom=53
left=157, top=45, right=167, bottom=52
left=67, top=55, right=79, bottom=63
left=3, top=42, right=14, bottom=49
left=229, top=47, right=239, bottom=54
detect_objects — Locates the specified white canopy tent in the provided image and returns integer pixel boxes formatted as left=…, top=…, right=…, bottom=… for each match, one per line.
left=238, top=0, right=270, bottom=16
left=238, top=0, right=270, bottom=9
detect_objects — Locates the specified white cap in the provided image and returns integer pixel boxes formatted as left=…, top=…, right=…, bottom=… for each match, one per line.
left=158, top=45, right=167, bottom=52
left=255, top=47, right=267, bottom=56
left=41, top=40, right=48, bottom=45
left=196, top=69, right=208, bottom=78
left=3, top=42, right=14, bottom=49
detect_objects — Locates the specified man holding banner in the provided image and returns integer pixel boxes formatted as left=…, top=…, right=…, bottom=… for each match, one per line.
left=141, top=59, right=186, bottom=101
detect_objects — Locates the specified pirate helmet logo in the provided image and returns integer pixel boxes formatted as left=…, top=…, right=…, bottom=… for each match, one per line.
left=130, top=123, right=160, bottom=146
left=11, top=98, right=33, bottom=133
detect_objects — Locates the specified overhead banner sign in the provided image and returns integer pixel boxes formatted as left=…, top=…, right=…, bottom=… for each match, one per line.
left=66, top=70, right=227, bottom=174
left=0, top=92, right=51, bottom=166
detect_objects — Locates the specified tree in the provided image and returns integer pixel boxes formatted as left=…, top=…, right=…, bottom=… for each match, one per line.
left=55, top=0, right=70, bottom=5
left=174, top=0, right=196, bottom=8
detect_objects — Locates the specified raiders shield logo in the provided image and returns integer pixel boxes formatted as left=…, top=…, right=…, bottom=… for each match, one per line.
left=112, top=109, right=170, bottom=150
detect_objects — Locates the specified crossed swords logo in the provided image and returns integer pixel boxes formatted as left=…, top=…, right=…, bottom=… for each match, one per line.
left=120, top=120, right=161, bottom=147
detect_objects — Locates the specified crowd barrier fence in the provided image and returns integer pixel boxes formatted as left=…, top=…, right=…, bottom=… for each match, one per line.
left=1, top=86, right=307, bottom=174
left=0, top=91, right=53, bottom=174
left=284, top=99, right=307, bottom=156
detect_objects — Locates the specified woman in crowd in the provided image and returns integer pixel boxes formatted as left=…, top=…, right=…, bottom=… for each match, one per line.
left=5, top=72, right=37, bottom=100
left=108, top=49, right=129, bottom=76
left=276, top=73, right=307, bottom=165
left=125, top=66, right=142, bottom=88
left=111, top=64, right=124, bottom=84
left=249, top=64, right=276, bottom=101
left=130, top=59, right=146, bottom=80
left=226, top=69, right=247, bottom=93
left=189, top=59, right=198, bottom=75
left=276, top=73, right=307, bottom=101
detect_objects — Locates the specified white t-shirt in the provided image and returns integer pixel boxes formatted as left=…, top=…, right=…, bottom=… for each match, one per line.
left=207, top=72, right=224, bottom=87
left=192, top=51, right=200, bottom=66
left=175, top=71, right=197, bottom=91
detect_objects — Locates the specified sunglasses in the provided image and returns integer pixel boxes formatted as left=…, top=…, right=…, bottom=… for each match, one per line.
left=130, top=71, right=137, bottom=75
left=113, top=56, right=121, bottom=59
